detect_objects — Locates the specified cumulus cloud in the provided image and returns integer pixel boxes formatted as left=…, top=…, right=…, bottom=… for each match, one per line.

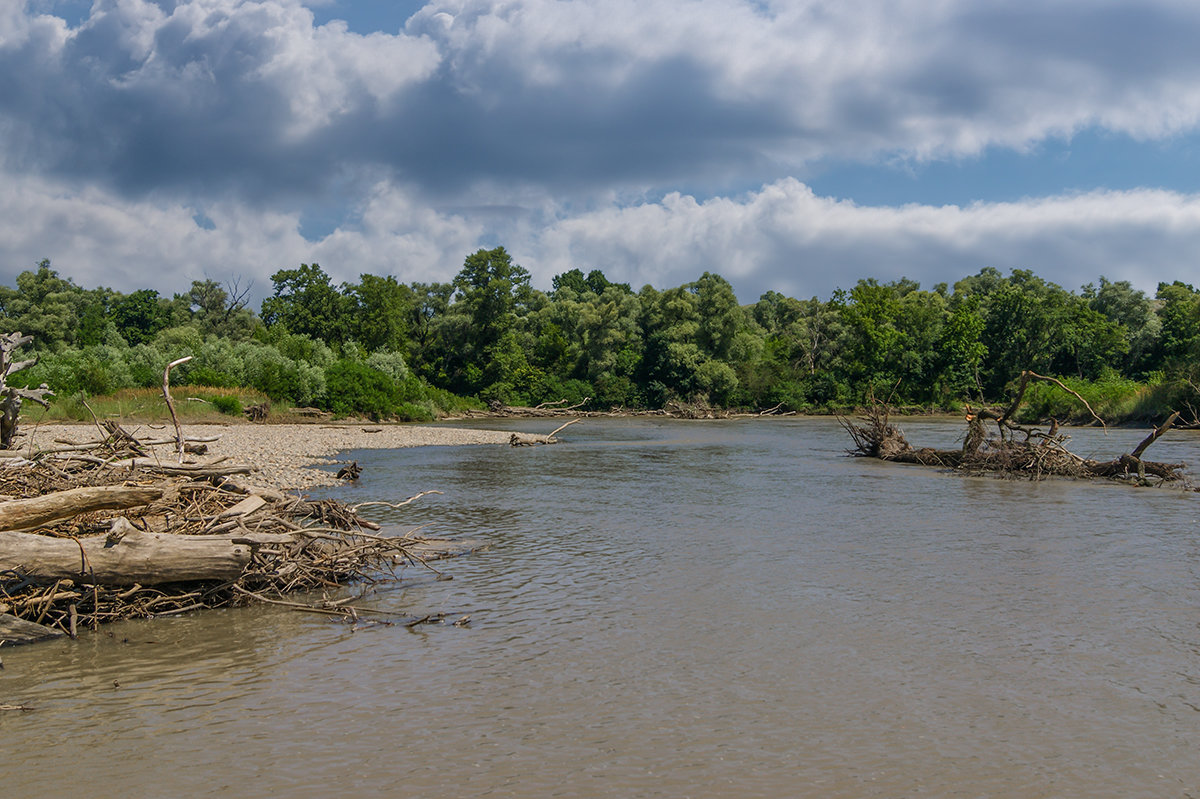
left=3, top=169, right=1197, bottom=306
left=0, top=170, right=482, bottom=297
left=3, top=1, right=1200, bottom=301
left=9, top=0, right=1200, bottom=203
left=526, top=180, right=1200, bottom=300
left=520, top=178, right=1200, bottom=299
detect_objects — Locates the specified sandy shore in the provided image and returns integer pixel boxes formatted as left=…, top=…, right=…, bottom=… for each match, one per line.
left=17, top=422, right=514, bottom=490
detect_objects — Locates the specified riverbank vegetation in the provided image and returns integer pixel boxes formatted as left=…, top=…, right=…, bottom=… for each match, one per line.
left=2, top=252, right=1198, bottom=424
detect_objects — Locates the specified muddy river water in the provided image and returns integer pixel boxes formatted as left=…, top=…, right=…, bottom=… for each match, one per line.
left=4, top=418, right=1200, bottom=797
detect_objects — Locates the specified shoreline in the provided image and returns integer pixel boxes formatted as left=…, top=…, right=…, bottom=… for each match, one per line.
left=17, top=422, right=514, bottom=490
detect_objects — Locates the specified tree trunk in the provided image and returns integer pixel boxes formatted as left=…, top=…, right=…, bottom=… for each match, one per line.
left=1, top=331, right=53, bottom=449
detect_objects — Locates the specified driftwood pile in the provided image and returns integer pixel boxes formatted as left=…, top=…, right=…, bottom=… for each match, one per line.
left=0, top=426, right=473, bottom=646
left=841, top=371, right=1188, bottom=484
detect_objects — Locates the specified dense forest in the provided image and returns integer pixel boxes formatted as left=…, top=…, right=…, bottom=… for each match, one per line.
left=2, top=249, right=1198, bottom=422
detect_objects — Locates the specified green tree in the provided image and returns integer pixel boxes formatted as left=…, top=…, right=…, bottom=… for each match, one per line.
left=186, top=278, right=256, bottom=339
left=344, top=274, right=414, bottom=354
left=450, top=247, right=534, bottom=395
left=260, top=264, right=351, bottom=342
left=0, top=261, right=87, bottom=350
left=113, top=289, right=168, bottom=346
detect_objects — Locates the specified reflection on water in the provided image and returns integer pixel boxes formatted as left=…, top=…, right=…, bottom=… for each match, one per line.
left=4, top=418, right=1200, bottom=797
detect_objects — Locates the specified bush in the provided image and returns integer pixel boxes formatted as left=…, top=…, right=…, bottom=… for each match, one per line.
left=238, top=342, right=326, bottom=405
left=394, top=401, right=435, bottom=422
left=322, top=359, right=400, bottom=420
left=366, top=350, right=410, bottom=383
left=211, top=395, right=243, bottom=416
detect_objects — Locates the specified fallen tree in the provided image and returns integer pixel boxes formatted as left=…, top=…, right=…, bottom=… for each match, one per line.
left=841, top=371, right=1188, bottom=484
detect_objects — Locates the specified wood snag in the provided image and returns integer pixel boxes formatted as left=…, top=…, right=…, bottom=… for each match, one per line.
left=841, top=371, right=1188, bottom=484
left=1, top=332, right=53, bottom=449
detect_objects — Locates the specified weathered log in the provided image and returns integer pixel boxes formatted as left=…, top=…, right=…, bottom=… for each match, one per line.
left=0, top=523, right=252, bottom=585
left=0, top=485, right=164, bottom=531
left=337, top=461, right=362, bottom=480
left=1, top=612, right=64, bottom=645
left=244, top=401, right=270, bottom=422
left=46, top=455, right=253, bottom=477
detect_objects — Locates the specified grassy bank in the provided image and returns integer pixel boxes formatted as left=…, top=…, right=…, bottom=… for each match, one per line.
left=26, top=386, right=272, bottom=425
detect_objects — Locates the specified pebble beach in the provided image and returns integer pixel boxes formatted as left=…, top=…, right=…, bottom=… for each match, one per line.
left=17, top=422, right=514, bottom=489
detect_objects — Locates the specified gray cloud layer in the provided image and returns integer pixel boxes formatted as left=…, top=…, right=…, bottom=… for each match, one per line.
left=3, top=0, right=1200, bottom=300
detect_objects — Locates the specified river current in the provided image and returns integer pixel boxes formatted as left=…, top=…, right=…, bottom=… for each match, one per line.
left=3, top=417, right=1200, bottom=797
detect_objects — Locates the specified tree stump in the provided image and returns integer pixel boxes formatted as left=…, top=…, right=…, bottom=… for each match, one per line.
left=0, top=332, right=54, bottom=449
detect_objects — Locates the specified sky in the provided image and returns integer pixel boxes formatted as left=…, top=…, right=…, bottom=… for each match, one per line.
left=3, top=0, right=1200, bottom=306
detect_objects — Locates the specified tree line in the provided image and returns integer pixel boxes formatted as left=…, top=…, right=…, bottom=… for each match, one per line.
left=2, top=250, right=1198, bottom=421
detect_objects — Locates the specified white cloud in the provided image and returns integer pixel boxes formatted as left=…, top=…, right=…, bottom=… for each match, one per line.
left=523, top=180, right=1200, bottom=299
left=4, top=1, right=1200, bottom=303
left=4, top=169, right=1197, bottom=305
left=0, top=171, right=482, bottom=298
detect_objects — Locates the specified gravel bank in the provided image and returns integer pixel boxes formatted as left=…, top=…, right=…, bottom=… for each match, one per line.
left=18, top=422, right=514, bottom=490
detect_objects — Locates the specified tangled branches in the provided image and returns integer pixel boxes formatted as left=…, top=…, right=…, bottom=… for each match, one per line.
left=841, top=372, right=1188, bottom=485
left=1, top=431, right=473, bottom=645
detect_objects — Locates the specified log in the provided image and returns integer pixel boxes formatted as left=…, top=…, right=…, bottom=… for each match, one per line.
left=0, top=524, right=252, bottom=585
left=0, top=485, right=164, bottom=531
left=1, top=612, right=64, bottom=645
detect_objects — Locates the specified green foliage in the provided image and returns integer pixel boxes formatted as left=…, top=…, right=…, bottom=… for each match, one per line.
left=211, top=395, right=243, bottom=416
left=18, top=346, right=133, bottom=396
left=1017, top=374, right=1152, bottom=424
left=323, top=359, right=399, bottom=420
left=345, top=274, right=414, bottom=353
left=6, top=251, right=1199, bottom=423
left=112, top=289, right=168, bottom=345
left=261, top=264, right=351, bottom=342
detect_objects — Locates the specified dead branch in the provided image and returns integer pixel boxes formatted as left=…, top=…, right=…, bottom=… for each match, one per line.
left=510, top=418, right=581, bottom=446
left=162, top=356, right=193, bottom=463
left=1131, top=411, right=1180, bottom=459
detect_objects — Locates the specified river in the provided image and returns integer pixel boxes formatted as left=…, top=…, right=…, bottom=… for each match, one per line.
left=3, top=418, right=1200, bottom=797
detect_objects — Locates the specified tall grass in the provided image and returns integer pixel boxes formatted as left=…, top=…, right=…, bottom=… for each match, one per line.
left=32, top=386, right=271, bottom=424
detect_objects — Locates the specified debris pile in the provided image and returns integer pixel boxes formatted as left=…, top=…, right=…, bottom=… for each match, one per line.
left=0, top=424, right=471, bottom=645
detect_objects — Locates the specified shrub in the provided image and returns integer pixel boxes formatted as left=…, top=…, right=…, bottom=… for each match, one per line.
left=394, top=401, right=435, bottom=422
left=238, top=342, right=326, bottom=405
left=323, top=359, right=400, bottom=420
left=211, top=395, right=243, bottom=416
left=365, top=350, right=410, bottom=383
